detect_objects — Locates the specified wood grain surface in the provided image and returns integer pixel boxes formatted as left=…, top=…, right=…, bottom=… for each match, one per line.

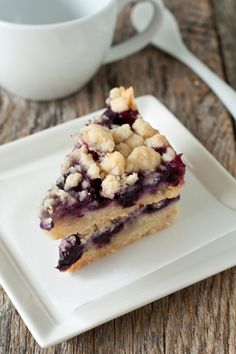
left=1, top=0, right=236, bottom=353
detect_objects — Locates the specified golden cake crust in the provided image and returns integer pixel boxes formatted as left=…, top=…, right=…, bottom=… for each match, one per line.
left=68, top=202, right=178, bottom=271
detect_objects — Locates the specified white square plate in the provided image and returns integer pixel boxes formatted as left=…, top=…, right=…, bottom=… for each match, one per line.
left=1, top=96, right=236, bottom=347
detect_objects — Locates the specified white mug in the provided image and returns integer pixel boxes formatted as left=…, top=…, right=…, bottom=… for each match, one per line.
left=0, top=0, right=163, bottom=101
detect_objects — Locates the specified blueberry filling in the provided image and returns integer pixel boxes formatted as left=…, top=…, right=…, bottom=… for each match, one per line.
left=104, top=107, right=138, bottom=126
left=144, top=196, right=179, bottom=213
left=162, top=154, right=185, bottom=186
left=88, top=115, right=112, bottom=129
left=56, top=196, right=179, bottom=271
left=93, top=222, right=124, bottom=247
left=57, top=235, right=84, bottom=272
left=40, top=219, right=54, bottom=231
left=155, top=146, right=167, bottom=155
left=116, top=183, right=142, bottom=207
left=88, top=149, right=99, bottom=161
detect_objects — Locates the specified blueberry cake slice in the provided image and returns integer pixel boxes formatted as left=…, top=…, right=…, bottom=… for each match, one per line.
left=40, top=87, right=185, bottom=272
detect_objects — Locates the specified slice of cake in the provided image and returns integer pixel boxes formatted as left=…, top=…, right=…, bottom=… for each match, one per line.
left=39, top=87, right=185, bottom=272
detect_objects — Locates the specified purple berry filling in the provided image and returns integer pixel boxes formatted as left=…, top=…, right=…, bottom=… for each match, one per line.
left=163, top=154, right=185, bottom=186
left=40, top=219, right=53, bottom=231
left=56, top=196, right=179, bottom=271
left=57, top=234, right=84, bottom=272
left=155, top=146, right=167, bottom=155
left=143, top=196, right=179, bottom=213
left=88, top=149, right=99, bottom=161
left=116, top=183, right=142, bottom=207
left=92, top=222, right=124, bottom=247
left=104, top=107, right=138, bottom=126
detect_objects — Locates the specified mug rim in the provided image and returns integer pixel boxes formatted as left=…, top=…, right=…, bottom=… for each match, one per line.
left=0, top=0, right=114, bottom=30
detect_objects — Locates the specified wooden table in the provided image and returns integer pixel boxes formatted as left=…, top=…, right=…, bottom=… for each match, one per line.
left=1, top=1, right=236, bottom=353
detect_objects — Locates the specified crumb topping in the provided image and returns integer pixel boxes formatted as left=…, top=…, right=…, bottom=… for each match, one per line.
left=123, top=173, right=138, bottom=186
left=132, top=117, right=157, bottom=139
left=40, top=185, right=77, bottom=229
left=126, top=146, right=161, bottom=173
left=45, top=186, right=75, bottom=206
left=112, top=124, right=132, bottom=143
left=64, top=172, right=82, bottom=191
left=100, top=151, right=125, bottom=176
left=115, top=142, right=131, bottom=158
left=101, top=175, right=121, bottom=198
left=108, top=87, right=137, bottom=112
left=74, top=124, right=115, bottom=153
left=78, top=190, right=88, bottom=201
left=145, top=133, right=169, bottom=149
left=60, top=159, right=72, bottom=174
left=125, top=132, right=144, bottom=149
left=162, top=147, right=176, bottom=162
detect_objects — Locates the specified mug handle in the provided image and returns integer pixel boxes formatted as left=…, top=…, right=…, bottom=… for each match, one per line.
left=103, top=0, right=164, bottom=64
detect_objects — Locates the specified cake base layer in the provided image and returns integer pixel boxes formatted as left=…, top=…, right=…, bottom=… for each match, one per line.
left=67, top=202, right=178, bottom=272
left=48, top=184, right=183, bottom=240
